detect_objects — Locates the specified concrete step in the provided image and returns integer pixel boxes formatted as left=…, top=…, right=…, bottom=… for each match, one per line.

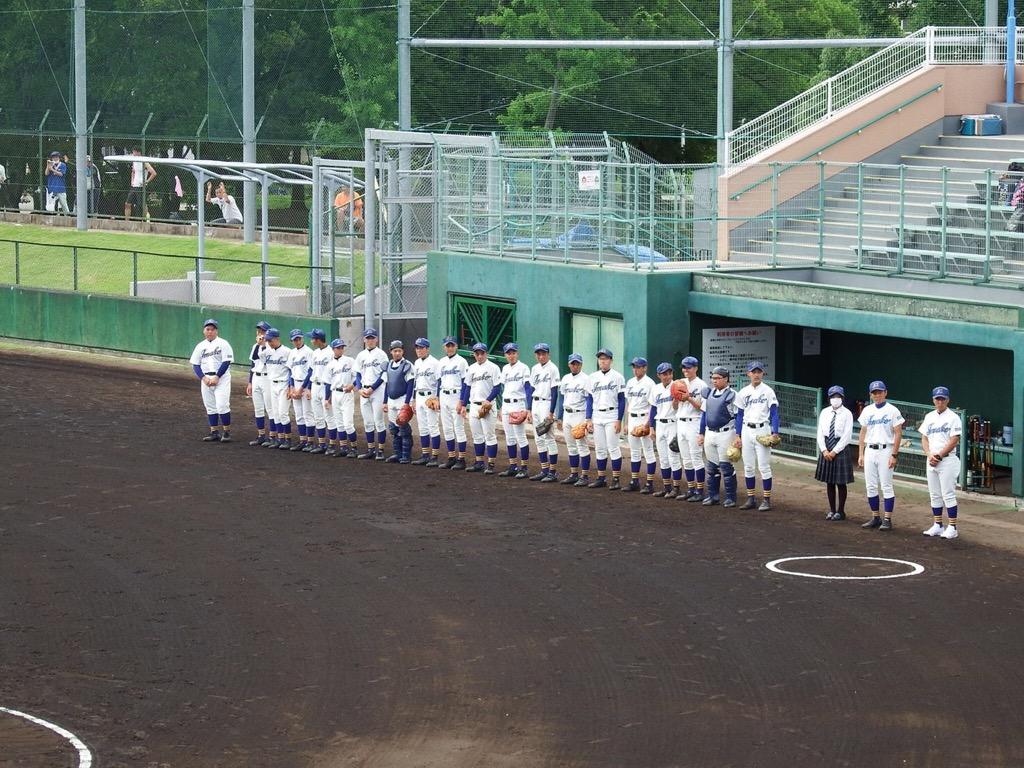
left=916, top=144, right=1023, bottom=162
left=856, top=246, right=999, bottom=278
left=839, top=186, right=975, bottom=205
left=824, top=196, right=943, bottom=215
left=899, top=154, right=1013, bottom=172
left=900, top=224, right=1024, bottom=256
left=937, top=134, right=1024, bottom=151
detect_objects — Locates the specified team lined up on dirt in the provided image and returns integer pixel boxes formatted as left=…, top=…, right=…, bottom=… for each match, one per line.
left=189, top=319, right=963, bottom=539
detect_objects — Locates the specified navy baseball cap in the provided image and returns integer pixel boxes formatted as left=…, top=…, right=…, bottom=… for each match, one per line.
left=932, top=386, right=950, bottom=399
left=827, top=385, right=845, bottom=397
left=330, top=338, right=346, bottom=349
left=533, top=342, right=551, bottom=353
left=289, top=328, right=304, bottom=340
left=265, top=328, right=280, bottom=340
left=414, top=337, right=430, bottom=348
left=869, top=380, right=887, bottom=392
left=255, top=320, right=271, bottom=332
left=631, top=356, right=648, bottom=368
left=596, top=348, right=613, bottom=358
left=681, top=356, right=699, bottom=368
left=656, top=362, right=673, bottom=375
left=711, top=366, right=729, bottom=377
left=203, top=318, right=218, bottom=328
left=471, top=342, right=488, bottom=353
left=363, top=327, right=378, bottom=338
left=310, top=328, right=327, bottom=341
left=568, top=353, right=583, bottom=364
left=389, top=339, right=404, bottom=350
left=443, top=336, right=457, bottom=345
left=503, top=342, right=519, bottom=353
left=49, top=151, right=61, bottom=157
left=746, top=360, right=765, bottom=372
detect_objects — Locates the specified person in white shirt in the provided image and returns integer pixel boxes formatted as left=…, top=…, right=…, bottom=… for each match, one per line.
left=189, top=319, right=234, bottom=442
left=262, top=329, right=293, bottom=448
left=648, top=363, right=681, bottom=498
left=586, top=348, right=626, bottom=490
left=624, top=358, right=657, bottom=493
left=323, top=338, right=357, bottom=456
left=733, top=361, right=780, bottom=511
left=306, top=330, right=333, bottom=454
left=285, top=329, right=315, bottom=451
left=529, top=343, right=561, bottom=482
left=815, top=385, right=854, bottom=521
left=205, top=181, right=243, bottom=225
left=857, top=380, right=905, bottom=531
left=920, top=386, right=962, bottom=539
left=246, top=321, right=273, bottom=446
left=411, top=338, right=442, bottom=466
left=461, top=342, right=501, bottom=473
left=556, top=353, right=592, bottom=487
left=354, top=328, right=390, bottom=459
left=437, top=336, right=469, bottom=469
left=675, top=355, right=707, bottom=502
left=124, top=147, right=156, bottom=220
left=498, top=343, right=533, bottom=478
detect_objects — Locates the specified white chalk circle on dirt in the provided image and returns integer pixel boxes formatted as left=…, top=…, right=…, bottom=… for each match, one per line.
left=765, top=555, right=925, bottom=580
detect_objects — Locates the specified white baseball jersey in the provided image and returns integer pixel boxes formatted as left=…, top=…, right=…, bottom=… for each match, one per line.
left=310, top=346, right=333, bottom=383
left=249, top=342, right=268, bottom=374
left=920, top=408, right=961, bottom=457
left=263, top=344, right=290, bottom=380
left=500, top=360, right=531, bottom=402
left=466, top=360, right=501, bottom=402
left=677, top=375, right=707, bottom=419
left=648, top=382, right=677, bottom=421
left=413, top=355, right=441, bottom=395
left=531, top=361, right=560, bottom=404
left=438, top=353, right=469, bottom=395
left=325, top=353, right=356, bottom=391
left=735, top=382, right=778, bottom=424
left=625, top=375, right=656, bottom=415
left=286, top=343, right=313, bottom=387
left=858, top=401, right=905, bottom=444
left=589, top=368, right=626, bottom=417
left=354, top=346, right=389, bottom=387
left=190, top=337, right=234, bottom=374
left=558, top=371, right=591, bottom=413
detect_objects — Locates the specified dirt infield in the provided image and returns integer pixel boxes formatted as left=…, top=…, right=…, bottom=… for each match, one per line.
left=3, top=350, right=1024, bottom=767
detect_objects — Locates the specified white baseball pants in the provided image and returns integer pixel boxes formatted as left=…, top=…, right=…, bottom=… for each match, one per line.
left=386, top=396, right=408, bottom=427
left=562, top=412, right=590, bottom=458
left=440, top=394, right=467, bottom=444
left=532, top=401, right=558, bottom=455
left=864, top=445, right=895, bottom=499
left=502, top=404, right=530, bottom=448
left=252, top=375, right=271, bottom=420
left=292, top=390, right=314, bottom=428
left=626, top=414, right=656, bottom=463
left=703, top=426, right=735, bottom=465
left=926, top=455, right=960, bottom=508
left=676, top=416, right=703, bottom=470
left=359, top=388, right=387, bottom=433
left=416, top=397, right=441, bottom=438
left=311, top=381, right=328, bottom=429
left=469, top=403, right=498, bottom=446
left=200, top=372, right=231, bottom=415
left=271, top=379, right=293, bottom=427
left=654, top=419, right=682, bottom=471
left=592, top=418, right=622, bottom=461
left=327, top=390, right=355, bottom=434
left=741, top=424, right=773, bottom=480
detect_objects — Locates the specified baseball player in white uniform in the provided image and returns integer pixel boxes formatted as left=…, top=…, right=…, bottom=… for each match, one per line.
left=649, top=363, right=681, bottom=498
left=323, top=338, right=356, bottom=457
left=499, top=343, right=533, bottom=479
left=461, top=342, right=501, bottom=474
left=307, top=329, right=332, bottom=454
left=734, top=361, right=780, bottom=511
left=262, top=329, right=292, bottom=448
left=246, top=321, right=272, bottom=446
left=556, top=353, right=592, bottom=487
left=437, top=336, right=469, bottom=470
left=354, top=328, right=389, bottom=460
left=411, top=338, right=442, bottom=466
left=190, top=318, right=234, bottom=442
left=586, top=348, right=626, bottom=490
left=699, top=366, right=739, bottom=507
left=624, top=357, right=657, bottom=493
left=920, top=386, right=962, bottom=539
left=857, top=380, right=905, bottom=531
left=529, top=343, right=560, bottom=482
left=675, top=356, right=707, bottom=502
left=286, top=329, right=314, bottom=452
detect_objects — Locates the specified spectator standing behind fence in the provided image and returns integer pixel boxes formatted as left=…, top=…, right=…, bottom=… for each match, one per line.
left=334, top=187, right=363, bottom=233
left=84, top=155, right=101, bottom=215
left=206, top=181, right=243, bottom=225
left=125, top=148, right=156, bottom=221
left=44, top=151, right=70, bottom=214
left=815, top=386, right=854, bottom=522
left=0, top=158, right=7, bottom=209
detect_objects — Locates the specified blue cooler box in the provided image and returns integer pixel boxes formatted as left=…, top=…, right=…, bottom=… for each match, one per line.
left=960, top=114, right=1004, bottom=135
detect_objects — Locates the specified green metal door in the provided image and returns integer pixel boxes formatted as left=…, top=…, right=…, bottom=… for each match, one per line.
left=450, top=294, right=517, bottom=364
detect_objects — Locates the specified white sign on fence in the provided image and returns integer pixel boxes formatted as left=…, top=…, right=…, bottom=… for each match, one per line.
left=702, top=325, right=776, bottom=380
left=578, top=170, right=600, bottom=191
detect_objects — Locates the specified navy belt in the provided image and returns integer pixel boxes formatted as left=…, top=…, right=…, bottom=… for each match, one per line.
left=746, top=422, right=766, bottom=428
left=565, top=407, right=583, bottom=413
left=253, top=372, right=267, bottom=376
left=505, top=398, right=524, bottom=403
left=442, top=388, right=460, bottom=394
left=630, top=412, right=646, bottom=418
left=712, top=425, right=733, bottom=432
left=417, top=390, right=432, bottom=396
left=597, top=407, right=616, bottom=412
left=658, top=418, right=672, bottom=423
left=678, top=416, right=699, bottom=421
left=868, top=443, right=891, bottom=450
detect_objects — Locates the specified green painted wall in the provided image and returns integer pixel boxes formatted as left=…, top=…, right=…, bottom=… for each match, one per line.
left=0, top=285, right=338, bottom=367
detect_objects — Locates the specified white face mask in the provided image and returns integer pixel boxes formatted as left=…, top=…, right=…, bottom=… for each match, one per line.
left=830, top=397, right=843, bottom=408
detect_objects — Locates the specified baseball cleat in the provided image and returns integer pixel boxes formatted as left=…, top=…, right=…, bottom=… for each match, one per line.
left=652, top=486, right=669, bottom=498
left=561, top=473, right=580, bottom=485
left=621, top=480, right=639, bottom=493
left=722, top=498, right=736, bottom=508
left=498, top=467, right=518, bottom=478
left=739, top=496, right=758, bottom=510
left=484, top=467, right=495, bottom=475
left=374, top=452, right=385, bottom=461
left=324, top=448, right=336, bottom=457
left=665, top=488, right=679, bottom=499
left=290, top=442, right=305, bottom=452
left=465, top=462, right=484, bottom=473
left=608, top=479, right=621, bottom=491
left=411, top=456, right=431, bottom=466
left=826, top=511, right=835, bottom=520
left=587, top=477, right=607, bottom=489
left=385, top=454, right=401, bottom=463
left=335, top=447, right=349, bottom=458
left=862, top=516, right=883, bottom=529
left=529, top=471, right=547, bottom=481
left=452, top=459, right=467, bottom=470
left=541, top=473, right=558, bottom=483
left=923, top=522, right=945, bottom=537
left=442, top=457, right=457, bottom=469
left=203, top=432, right=221, bottom=442
left=263, top=439, right=279, bottom=448
left=574, top=476, right=590, bottom=487
left=640, top=484, right=653, bottom=495
left=220, top=432, right=232, bottom=443
left=398, top=458, right=412, bottom=465
left=425, top=458, right=439, bottom=467
left=309, top=447, right=325, bottom=455
left=702, top=496, right=719, bottom=506
left=514, top=470, right=529, bottom=479
left=686, top=490, right=703, bottom=503
left=357, top=450, right=376, bottom=459
left=758, top=498, right=772, bottom=512
left=249, top=437, right=264, bottom=446
left=278, top=441, right=292, bottom=450
left=940, top=525, right=959, bottom=539
left=879, top=517, right=893, bottom=531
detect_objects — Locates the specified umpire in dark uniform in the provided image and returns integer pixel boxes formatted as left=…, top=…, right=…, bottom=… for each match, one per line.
left=815, top=385, right=855, bottom=520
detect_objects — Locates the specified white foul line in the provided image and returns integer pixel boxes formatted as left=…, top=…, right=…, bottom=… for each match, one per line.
left=0, top=706, right=93, bottom=768
left=765, top=555, right=925, bottom=580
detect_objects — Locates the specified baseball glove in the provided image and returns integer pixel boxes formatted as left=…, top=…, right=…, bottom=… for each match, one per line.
left=726, top=445, right=742, bottom=462
left=571, top=422, right=589, bottom=440
left=535, top=415, right=555, bottom=435
left=424, top=396, right=440, bottom=411
left=756, top=433, right=782, bottom=448
left=669, top=436, right=679, bottom=452
left=630, top=424, right=651, bottom=438
left=396, top=403, right=414, bottom=426
left=670, top=379, right=689, bottom=401
left=507, top=409, right=529, bottom=425
left=477, top=401, right=493, bottom=417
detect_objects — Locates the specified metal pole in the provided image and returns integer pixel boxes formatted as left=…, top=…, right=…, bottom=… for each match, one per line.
left=38, top=110, right=50, bottom=210
left=984, top=167, right=993, bottom=282
left=74, top=0, right=88, bottom=231
left=716, top=0, right=733, bottom=166
left=939, top=166, right=948, bottom=279
left=197, top=170, right=206, bottom=272
left=1008, top=1, right=1017, bottom=106
left=770, top=163, right=779, bottom=267
left=817, top=161, right=825, bottom=266
left=132, top=252, right=138, bottom=297
left=260, top=172, right=270, bottom=270
left=398, top=0, right=412, bottom=130
left=311, top=161, right=322, bottom=315
left=242, top=0, right=256, bottom=243
left=897, top=165, right=906, bottom=274
left=986, top=0, right=998, bottom=28
left=856, top=163, right=864, bottom=268
left=363, top=133, right=377, bottom=330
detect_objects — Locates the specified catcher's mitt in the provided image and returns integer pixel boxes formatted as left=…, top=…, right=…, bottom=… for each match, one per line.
left=571, top=422, right=589, bottom=440
left=535, top=415, right=555, bottom=435
left=424, top=395, right=440, bottom=411
left=630, top=424, right=651, bottom=438
left=668, top=436, right=679, bottom=452
left=670, top=379, right=689, bottom=401
left=396, top=403, right=414, bottom=426
left=507, top=410, right=529, bottom=425
left=756, top=433, right=781, bottom=448
left=477, top=401, right=493, bottom=417
left=725, top=445, right=742, bottom=462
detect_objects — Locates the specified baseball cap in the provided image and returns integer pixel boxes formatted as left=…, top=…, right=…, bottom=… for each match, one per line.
left=363, top=327, right=378, bottom=339
left=711, top=366, right=729, bottom=377
left=533, top=342, right=551, bottom=353
left=330, top=338, right=346, bottom=349
left=631, top=356, right=648, bottom=368
left=827, top=385, right=845, bottom=397
left=596, top=348, right=613, bottom=359
left=503, top=342, right=519, bottom=353
left=414, top=337, right=430, bottom=348
left=442, top=336, right=457, bottom=346
left=289, top=328, right=304, bottom=341
left=471, top=342, right=488, bottom=353
left=656, top=362, right=673, bottom=375
left=568, top=353, right=583, bottom=364
left=255, top=320, right=271, bottom=332
left=869, top=380, right=887, bottom=392
left=746, top=360, right=765, bottom=372
left=310, top=328, right=327, bottom=341
left=389, top=339, right=404, bottom=350
left=48, top=151, right=61, bottom=157
left=265, top=328, right=280, bottom=340
left=681, top=356, right=699, bottom=368
left=203, top=318, right=218, bottom=328
left=932, top=385, right=950, bottom=399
